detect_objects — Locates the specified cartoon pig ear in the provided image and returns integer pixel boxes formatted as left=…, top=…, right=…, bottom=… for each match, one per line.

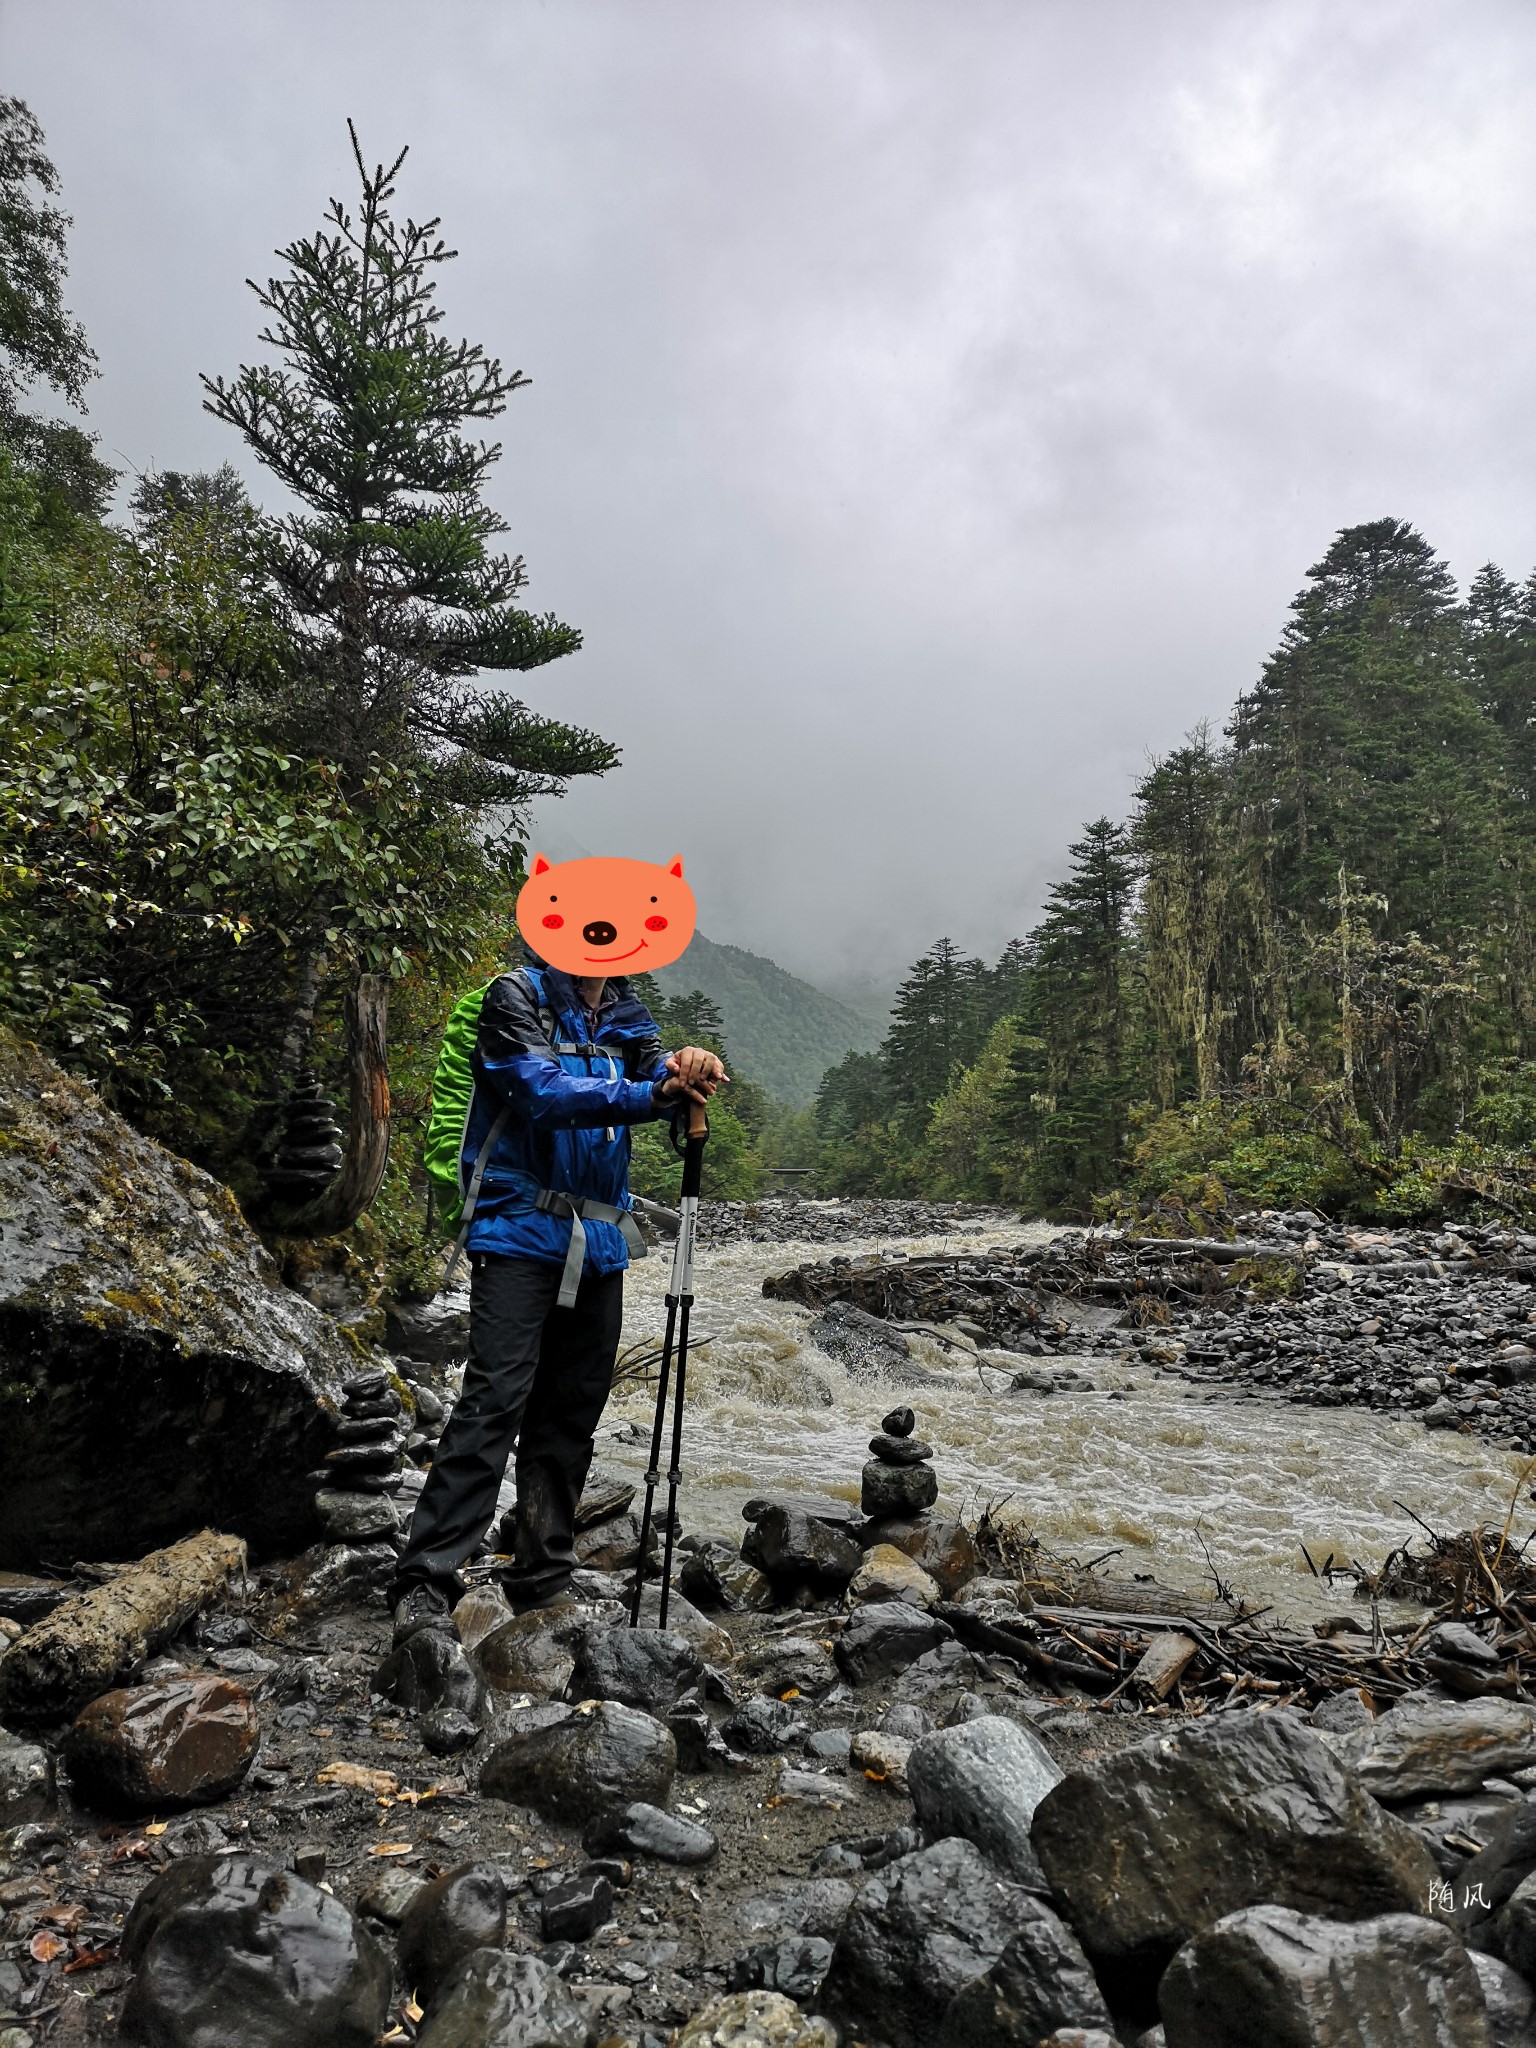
left=532, top=853, right=552, bottom=876
left=666, top=855, right=684, bottom=878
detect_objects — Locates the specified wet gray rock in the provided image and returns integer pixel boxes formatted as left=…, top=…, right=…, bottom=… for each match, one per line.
left=385, top=1296, right=471, bottom=1368
left=861, top=1460, right=938, bottom=1519
left=372, top=1626, right=483, bottom=1718
left=413, top=1949, right=594, bottom=2048
left=0, top=1034, right=357, bottom=1567
left=868, top=1433, right=933, bottom=1465
left=568, top=1624, right=703, bottom=1716
left=935, top=1906, right=1116, bottom=2048
left=1031, top=1712, right=1437, bottom=1990
left=835, top=1601, right=953, bottom=1686
left=583, top=1799, right=719, bottom=1864
left=818, top=1835, right=1037, bottom=2048
left=723, top=1695, right=809, bottom=1754
left=1471, top=1951, right=1536, bottom=2048
left=1450, top=1804, right=1536, bottom=1941
left=1494, top=1871, right=1536, bottom=1978
left=727, top=1937, right=834, bottom=2003
left=1158, top=1904, right=1489, bottom=2048
left=628, top=1582, right=736, bottom=1663
left=422, top=1707, right=480, bottom=1757
left=907, top=1714, right=1063, bottom=1887
left=472, top=1603, right=598, bottom=1698
left=479, top=1700, right=675, bottom=1823
left=0, top=1732, right=52, bottom=1825
left=678, top=1539, right=777, bottom=1614
left=397, top=1861, right=508, bottom=2004
left=735, top=1879, right=857, bottom=1946
left=119, top=1852, right=391, bottom=2048
left=1331, top=1698, right=1536, bottom=1799
left=314, top=1489, right=400, bottom=1544
left=742, top=1505, right=864, bottom=1591
left=540, top=1870, right=613, bottom=1942
left=739, top=1635, right=840, bottom=1700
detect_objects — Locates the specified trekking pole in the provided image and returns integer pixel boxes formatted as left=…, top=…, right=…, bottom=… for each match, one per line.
left=630, top=1096, right=708, bottom=1628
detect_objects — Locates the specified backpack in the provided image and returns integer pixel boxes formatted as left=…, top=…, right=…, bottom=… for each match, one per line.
left=422, top=977, right=499, bottom=1242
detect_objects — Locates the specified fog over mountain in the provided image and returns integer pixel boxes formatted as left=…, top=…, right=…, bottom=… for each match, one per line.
left=9, top=0, right=1536, bottom=984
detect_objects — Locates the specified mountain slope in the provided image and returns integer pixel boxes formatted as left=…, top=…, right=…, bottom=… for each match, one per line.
left=653, top=933, right=884, bottom=1107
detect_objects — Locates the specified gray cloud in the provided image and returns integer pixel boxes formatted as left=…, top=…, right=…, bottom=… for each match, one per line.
left=8, top=0, right=1536, bottom=987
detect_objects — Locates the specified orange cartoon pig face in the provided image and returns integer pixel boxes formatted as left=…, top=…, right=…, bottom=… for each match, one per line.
left=515, top=854, right=697, bottom=975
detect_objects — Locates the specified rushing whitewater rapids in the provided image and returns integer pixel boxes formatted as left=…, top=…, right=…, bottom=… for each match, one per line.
left=596, top=1208, right=1536, bottom=1628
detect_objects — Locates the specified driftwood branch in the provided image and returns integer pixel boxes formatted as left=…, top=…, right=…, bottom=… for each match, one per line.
left=0, top=1530, right=247, bottom=1724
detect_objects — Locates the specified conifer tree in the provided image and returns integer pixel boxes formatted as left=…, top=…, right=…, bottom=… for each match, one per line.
left=204, top=124, right=612, bottom=810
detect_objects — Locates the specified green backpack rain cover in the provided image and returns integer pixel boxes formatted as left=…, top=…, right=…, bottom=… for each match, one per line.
left=422, top=979, right=497, bottom=1239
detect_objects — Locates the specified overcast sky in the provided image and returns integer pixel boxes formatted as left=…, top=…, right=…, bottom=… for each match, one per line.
left=9, top=2, right=1536, bottom=997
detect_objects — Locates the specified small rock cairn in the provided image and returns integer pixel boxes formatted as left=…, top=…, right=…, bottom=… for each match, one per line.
left=861, top=1404, right=940, bottom=1520
left=311, top=1366, right=409, bottom=1555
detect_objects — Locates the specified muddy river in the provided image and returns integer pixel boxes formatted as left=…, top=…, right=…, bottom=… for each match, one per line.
left=593, top=1210, right=1534, bottom=1628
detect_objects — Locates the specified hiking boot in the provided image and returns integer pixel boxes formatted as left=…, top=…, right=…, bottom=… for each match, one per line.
left=391, top=1581, right=455, bottom=1647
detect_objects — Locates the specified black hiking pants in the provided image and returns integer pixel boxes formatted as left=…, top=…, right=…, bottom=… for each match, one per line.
left=390, top=1253, right=623, bottom=1610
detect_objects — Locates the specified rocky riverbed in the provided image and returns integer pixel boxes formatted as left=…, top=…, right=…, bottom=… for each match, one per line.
left=4, top=1391, right=1536, bottom=2048
left=9, top=1069, right=1536, bottom=2046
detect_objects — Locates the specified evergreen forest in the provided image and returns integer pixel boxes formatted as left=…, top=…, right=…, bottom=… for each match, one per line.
left=816, top=520, right=1536, bottom=1222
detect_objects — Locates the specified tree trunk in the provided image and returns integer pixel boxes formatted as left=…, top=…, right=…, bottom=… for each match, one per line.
left=275, top=943, right=328, bottom=1086
left=271, top=974, right=392, bottom=1237
left=0, top=1530, right=247, bottom=1724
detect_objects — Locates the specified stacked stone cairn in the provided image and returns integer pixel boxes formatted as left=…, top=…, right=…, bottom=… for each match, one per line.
left=311, top=1366, right=409, bottom=1564
left=860, top=1404, right=938, bottom=1520
left=261, top=1069, right=344, bottom=1205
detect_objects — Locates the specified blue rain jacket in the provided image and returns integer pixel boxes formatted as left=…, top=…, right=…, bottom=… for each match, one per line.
left=463, top=964, right=675, bottom=1273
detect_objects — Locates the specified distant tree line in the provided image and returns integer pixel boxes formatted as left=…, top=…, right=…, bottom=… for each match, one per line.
left=817, top=519, right=1536, bottom=1221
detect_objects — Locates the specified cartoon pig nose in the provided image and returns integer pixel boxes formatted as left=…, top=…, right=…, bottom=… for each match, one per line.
left=582, top=920, right=618, bottom=946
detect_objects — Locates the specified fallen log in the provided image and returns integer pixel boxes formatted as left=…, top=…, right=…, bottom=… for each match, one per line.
left=0, top=1529, right=246, bottom=1725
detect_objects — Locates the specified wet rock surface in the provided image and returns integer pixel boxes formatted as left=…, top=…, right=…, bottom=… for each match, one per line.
left=411, top=1949, right=593, bottom=2048
left=1157, top=1903, right=1490, bottom=2048
left=479, top=1700, right=676, bottom=1822
left=0, top=1033, right=357, bottom=1567
left=906, top=1712, right=1062, bottom=1886
left=568, top=1624, right=703, bottom=1716
left=835, top=1600, right=952, bottom=1686
left=1031, top=1710, right=1438, bottom=1988
left=583, top=1800, right=718, bottom=1864
left=64, top=1675, right=259, bottom=1812
left=118, top=1851, right=392, bottom=2047
left=396, top=1860, right=508, bottom=2003
left=818, top=1835, right=1039, bottom=2048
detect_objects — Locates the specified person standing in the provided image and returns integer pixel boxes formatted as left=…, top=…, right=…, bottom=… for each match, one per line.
left=389, top=958, right=724, bottom=1639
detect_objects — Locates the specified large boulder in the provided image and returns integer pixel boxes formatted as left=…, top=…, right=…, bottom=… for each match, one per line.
left=861, top=1516, right=981, bottom=1597
left=935, top=1915, right=1117, bottom=2048
left=0, top=1033, right=356, bottom=1566
left=569, top=1624, right=704, bottom=1716
left=1158, top=1904, right=1489, bottom=2047
left=836, top=1601, right=952, bottom=1686
left=118, top=1852, right=391, bottom=2048
left=1031, top=1711, right=1437, bottom=1994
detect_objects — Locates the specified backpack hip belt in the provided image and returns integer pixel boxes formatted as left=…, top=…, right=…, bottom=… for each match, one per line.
left=534, top=1188, right=648, bottom=1307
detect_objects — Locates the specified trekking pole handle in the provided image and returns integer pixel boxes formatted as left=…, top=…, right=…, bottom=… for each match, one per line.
left=680, top=1101, right=708, bottom=1201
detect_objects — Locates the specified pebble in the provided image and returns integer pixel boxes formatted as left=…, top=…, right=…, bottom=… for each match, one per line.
left=540, top=1869, right=614, bottom=1941
left=583, top=1800, right=719, bottom=1865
